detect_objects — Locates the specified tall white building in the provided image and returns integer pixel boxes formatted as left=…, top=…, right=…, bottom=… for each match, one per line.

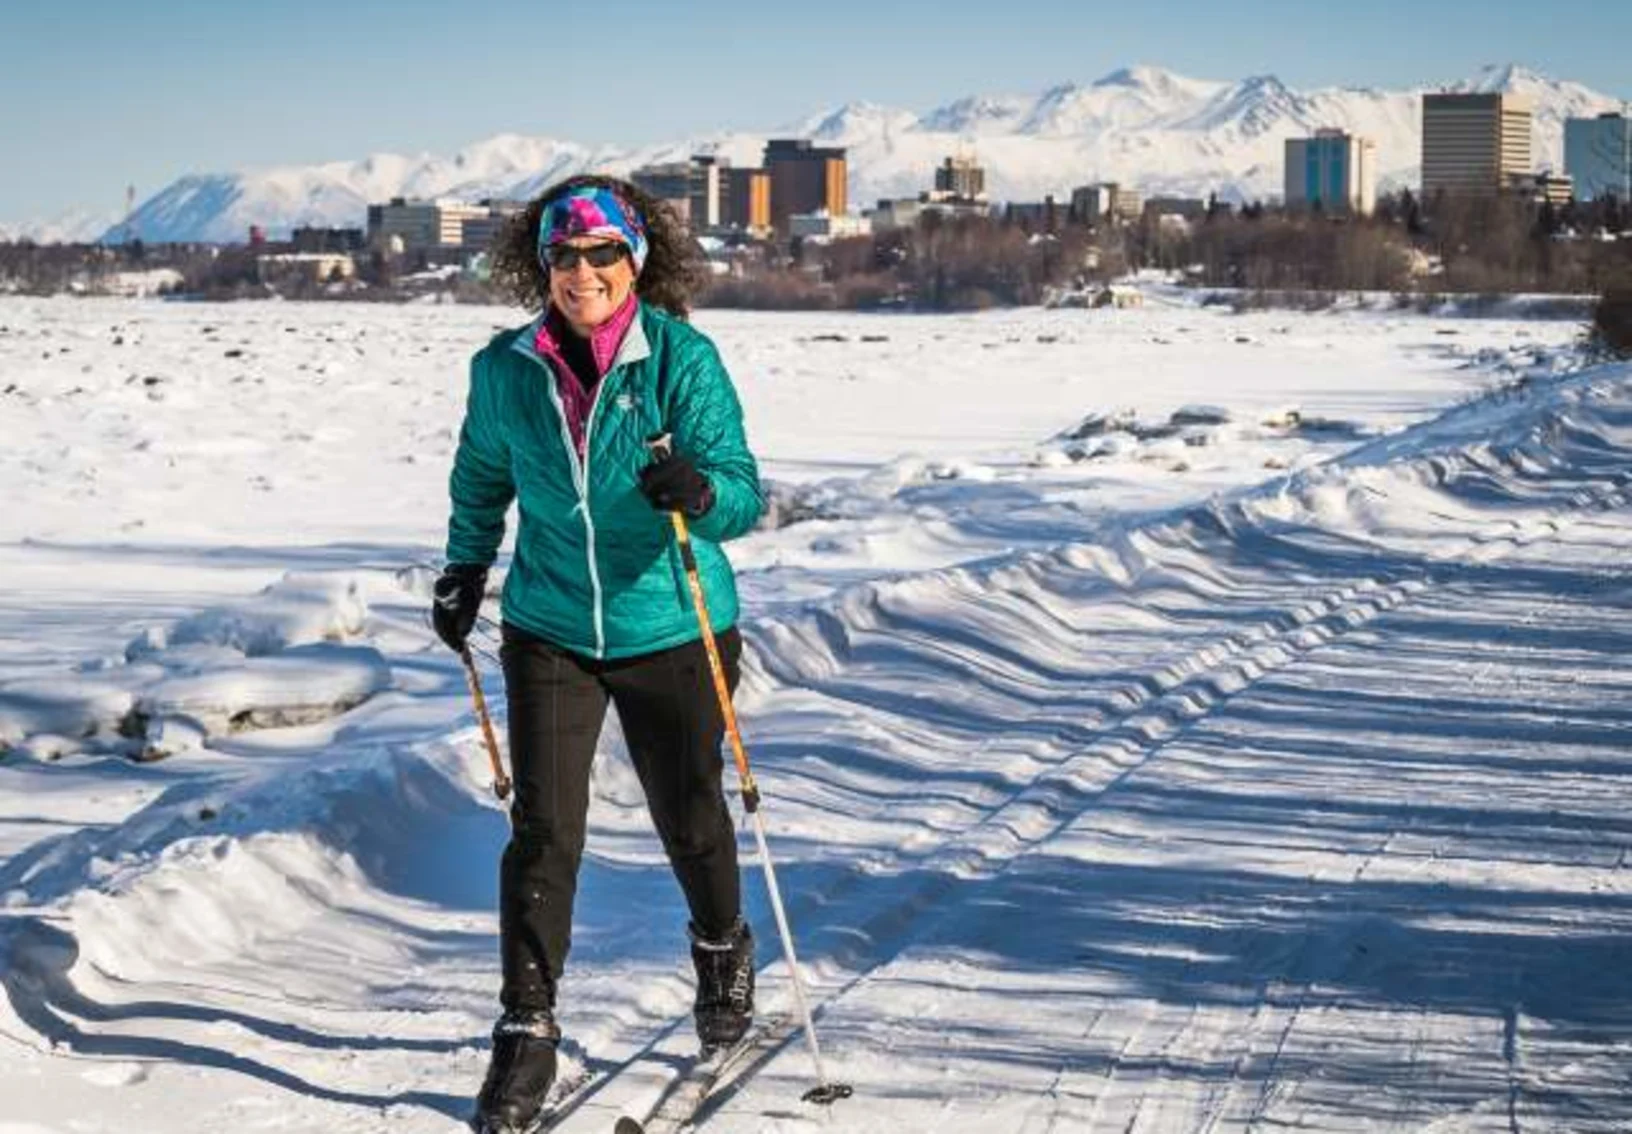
left=1564, top=113, right=1632, bottom=202
left=1284, top=129, right=1377, bottom=215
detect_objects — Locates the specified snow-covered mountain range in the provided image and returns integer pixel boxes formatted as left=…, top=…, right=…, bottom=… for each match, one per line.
left=0, top=210, right=125, bottom=246
left=11, top=64, right=1625, bottom=244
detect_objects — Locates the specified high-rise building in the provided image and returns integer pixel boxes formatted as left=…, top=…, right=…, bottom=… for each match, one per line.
left=1070, top=183, right=1142, bottom=224
left=719, top=167, right=771, bottom=234
left=630, top=157, right=729, bottom=232
left=629, top=162, right=696, bottom=225
left=934, top=156, right=986, bottom=200
left=458, top=200, right=525, bottom=252
left=291, top=226, right=366, bottom=253
left=1284, top=129, right=1377, bottom=215
left=366, top=198, right=492, bottom=251
left=1421, top=92, right=1533, bottom=197
left=688, top=155, right=723, bottom=231
left=764, top=139, right=847, bottom=231
left=1564, top=113, right=1632, bottom=202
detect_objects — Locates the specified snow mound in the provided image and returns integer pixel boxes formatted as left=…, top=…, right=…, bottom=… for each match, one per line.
left=0, top=677, right=135, bottom=747
left=132, top=643, right=391, bottom=751
left=135, top=571, right=370, bottom=658
left=0, top=571, right=387, bottom=760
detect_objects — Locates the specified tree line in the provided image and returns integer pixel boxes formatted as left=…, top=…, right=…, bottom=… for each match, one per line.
left=708, top=190, right=1632, bottom=311
left=3, top=191, right=1631, bottom=354
left=0, top=241, right=471, bottom=301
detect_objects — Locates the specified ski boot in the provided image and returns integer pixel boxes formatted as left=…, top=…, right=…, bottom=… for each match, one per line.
left=472, top=1007, right=560, bottom=1134
left=690, top=918, right=754, bottom=1049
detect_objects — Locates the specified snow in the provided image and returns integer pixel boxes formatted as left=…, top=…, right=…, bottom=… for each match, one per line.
left=2, top=294, right=1630, bottom=1131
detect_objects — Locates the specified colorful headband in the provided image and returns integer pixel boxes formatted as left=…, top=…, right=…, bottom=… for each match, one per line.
left=538, top=186, right=649, bottom=273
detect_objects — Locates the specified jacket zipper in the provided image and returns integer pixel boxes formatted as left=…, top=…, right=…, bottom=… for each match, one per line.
left=540, top=362, right=613, bottom=659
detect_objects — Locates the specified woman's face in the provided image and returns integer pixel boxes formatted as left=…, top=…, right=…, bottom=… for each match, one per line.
left=547, top=237, right=636, bottom=334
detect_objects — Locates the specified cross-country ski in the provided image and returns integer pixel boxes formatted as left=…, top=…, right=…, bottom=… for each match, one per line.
left=612, top=1014, right=795, bottom=1134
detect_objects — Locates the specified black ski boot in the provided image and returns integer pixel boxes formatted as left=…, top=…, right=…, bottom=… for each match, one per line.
left=473, top=1007, right=561, bottom=1134
left=690, top=918, right=754, bottom=1049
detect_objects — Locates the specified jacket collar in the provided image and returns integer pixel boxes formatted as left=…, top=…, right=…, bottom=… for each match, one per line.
left=511, top=299, right=652, bottom=373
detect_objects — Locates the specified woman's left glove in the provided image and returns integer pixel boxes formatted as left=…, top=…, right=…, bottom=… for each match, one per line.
left=639, top=453, right=715, bottom=518
left=431, top=564, right=487, bottom=652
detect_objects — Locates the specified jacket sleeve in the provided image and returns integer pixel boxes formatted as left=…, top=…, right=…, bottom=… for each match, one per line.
left=669, top=336, right=763, bottom=543
left=445, top=350, right=515, bottom=566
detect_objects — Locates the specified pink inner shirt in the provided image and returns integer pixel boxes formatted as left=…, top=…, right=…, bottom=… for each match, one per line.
left=532, top=293, right=638, bottom=458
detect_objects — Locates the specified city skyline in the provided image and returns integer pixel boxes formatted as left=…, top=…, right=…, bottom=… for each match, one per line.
left=2, top=0, right=1630, bottom=227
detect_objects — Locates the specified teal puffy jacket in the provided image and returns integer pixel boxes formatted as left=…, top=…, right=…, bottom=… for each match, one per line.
left=444, top=303, right=762, bottom=659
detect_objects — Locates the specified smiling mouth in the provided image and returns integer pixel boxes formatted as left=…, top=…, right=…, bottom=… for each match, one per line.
left=566, top=287, right=608, bottom=301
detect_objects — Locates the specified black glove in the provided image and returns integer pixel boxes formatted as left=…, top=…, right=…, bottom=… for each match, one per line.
left=639, top=453, right=715, bottom=518
left=431, top=564, right=487, bottom=652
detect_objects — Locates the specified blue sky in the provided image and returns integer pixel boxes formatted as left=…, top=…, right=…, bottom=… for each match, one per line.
left=2, top=0, right=1628, bottom=226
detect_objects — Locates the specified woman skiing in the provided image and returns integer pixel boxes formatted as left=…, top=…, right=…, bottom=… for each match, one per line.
left=432, top=175, right=763, bottom=1134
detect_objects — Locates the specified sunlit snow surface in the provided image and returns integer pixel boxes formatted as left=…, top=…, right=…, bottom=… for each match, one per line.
left=2, top=295, right=1629, bottom=1132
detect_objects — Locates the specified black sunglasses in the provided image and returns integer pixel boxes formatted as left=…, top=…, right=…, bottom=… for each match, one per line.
left=545, top=242, right=629, bottom=270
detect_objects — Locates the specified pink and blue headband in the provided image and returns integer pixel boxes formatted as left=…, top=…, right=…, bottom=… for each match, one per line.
left=538, top=186, right=649, bottom=273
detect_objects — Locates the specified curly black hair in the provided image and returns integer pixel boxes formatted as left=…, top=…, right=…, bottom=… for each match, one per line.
left=488, top=174, right=710, bottom=318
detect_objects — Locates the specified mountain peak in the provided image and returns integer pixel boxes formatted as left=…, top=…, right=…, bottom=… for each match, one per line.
left=1175, top=73, right=1308, bottom=139
left=799, top=101, right=918, bottom=142
left=1237, top=73, right=1292, bottom=96
left=1014, top=70, right=1226, bottom=137
left=1094, top=64, right=1190, bottom=91
left=1095, top=66, right=1152, bottom=88
left=1469, top=62, right=1539, bottom=91
left=1035, top=81, right=1082, bottom=103
left=1437, top=63, right=1619, bottom=123
left=1098, top=64, right=1226, bottom=99
left=918, top=94, right=1029, bottom=134
left=1452, top=62, right=1578, bottom=97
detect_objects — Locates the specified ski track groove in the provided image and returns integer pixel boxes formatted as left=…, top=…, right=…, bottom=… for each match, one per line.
left=1030, top=1003, right=1113, bottom=1134
left=1117, top=999, right=1206, bottom=1134
left=1078, top=997, right=1163, bottom=1134
left=1231, top=987, right=1309, bottom=1133
left=1226, top=815, right=1421, bottom=1130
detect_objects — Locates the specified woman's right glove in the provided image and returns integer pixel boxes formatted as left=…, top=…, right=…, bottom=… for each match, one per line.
left=431, top=564, right=488, bottom=652
left=638, top=452, right=715, bottom=518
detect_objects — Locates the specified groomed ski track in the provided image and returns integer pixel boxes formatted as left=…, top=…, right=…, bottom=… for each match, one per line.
left=4, top=360, right=1632, bottom=1132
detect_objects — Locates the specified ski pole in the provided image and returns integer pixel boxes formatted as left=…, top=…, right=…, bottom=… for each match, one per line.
left=459, top=642, right=512, bottom=801
left=647, top=434, right=852, bottom=1107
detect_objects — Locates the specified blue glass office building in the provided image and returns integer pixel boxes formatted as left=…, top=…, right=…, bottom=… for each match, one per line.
left=1284, top=130, right=1376, bottom=214
left=1565, top=114, right=1632, bottom=201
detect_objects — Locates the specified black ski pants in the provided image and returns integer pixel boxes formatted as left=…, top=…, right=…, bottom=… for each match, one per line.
left=497, top=620, right=743, bottom=1013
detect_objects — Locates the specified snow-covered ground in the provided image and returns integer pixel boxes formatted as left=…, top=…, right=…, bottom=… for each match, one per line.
left=2, top=295, right=1629, bottom=1132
